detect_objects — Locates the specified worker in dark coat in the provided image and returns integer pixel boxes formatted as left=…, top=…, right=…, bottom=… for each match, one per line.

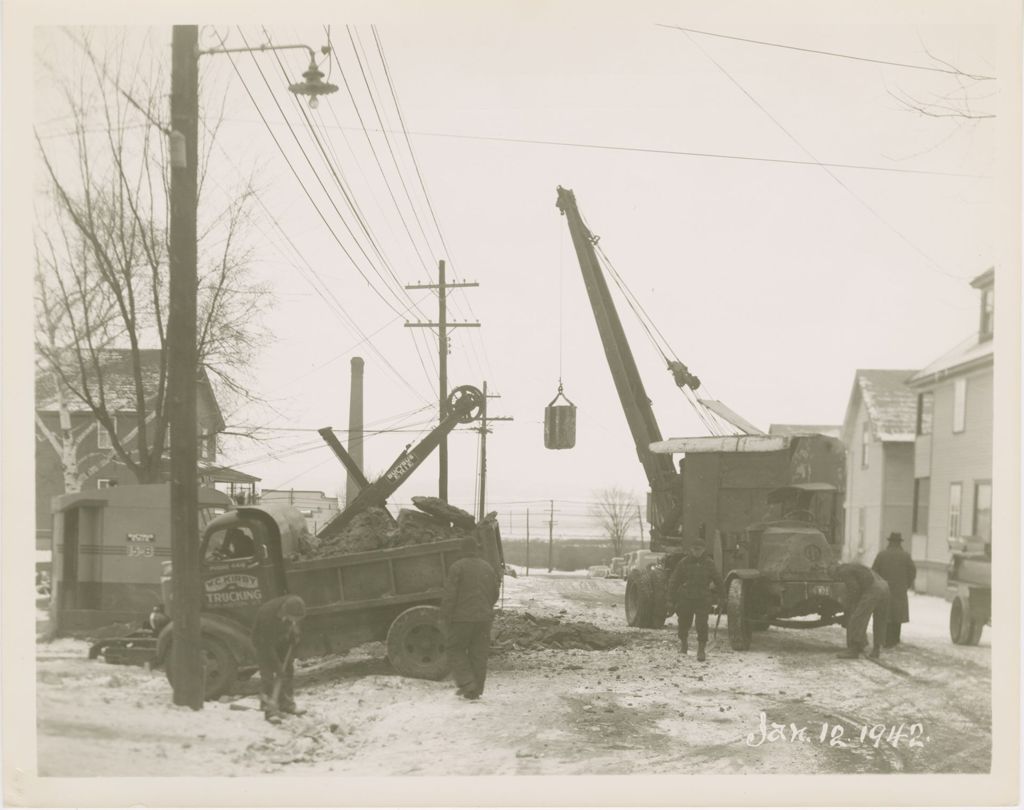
left=829, top=562, right=890, bottom=659
left=872, top=532, right=917, bottom=647
left=252, top=594, right=306, bottom=723
left=441, top=535, right=499, bottom=700
left=668, top=539, right=723, bottom=662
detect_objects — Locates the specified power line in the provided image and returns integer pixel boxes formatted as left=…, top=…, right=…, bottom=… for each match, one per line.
left=656, top=24, right=997, bottom=81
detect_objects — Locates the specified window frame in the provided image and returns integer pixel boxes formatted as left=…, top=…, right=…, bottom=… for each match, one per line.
left=916, top=392, right=934, bottom=436
left=973, top=480, right=992, bottom=543
left=980, top=287, right=994, bottom=340
left=952, top=379, right=967, bottom=433
left=96, top=416, right=116, bottom=450
left=947, top=482, right=963, bottom=541
left=860, top=421, right=871, bottom=469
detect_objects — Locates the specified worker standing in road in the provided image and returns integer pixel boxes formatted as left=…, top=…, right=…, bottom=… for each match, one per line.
left=441, top=535, right=499, bottom=700
left=252, top=594, right=307, bottom=723
left=668, top=539, right=722, bottom=662
left=828, top=562, right=890, bottom=660
left=872, top=532, right=917, bottom=648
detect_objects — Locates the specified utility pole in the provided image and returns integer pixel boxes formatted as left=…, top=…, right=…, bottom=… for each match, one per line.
left=405, top=261, right=479, bottom=501
left=637, top=503, right=645, bottom=549
left=474, top=381, right=513, bottom=521
left=167, top=24, right=203, bottom=710
left=548, top=499, right=555, bottom=572
left=525, top=508, right=530, bottom=576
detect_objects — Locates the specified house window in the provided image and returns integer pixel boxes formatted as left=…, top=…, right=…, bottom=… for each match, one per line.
left=948, top=482, right=963, bottom=540
left=857, top=507, right=866, bottom=554
left=974, top=481, right=992, bottom=543
left=198, top=434, right=216, bottom=462
left=916, top=392, right=934, bottom=436
left=913, top=478, right=930, bottom=533
left=97, top=478, right=118, bottom=489
left=980, top=287, right=994, bottom=339
left=860, top=422, right=870, bottom=469
left=96, top=417, right=117, bottom=450
left=952, top=379, right=967, bottom=433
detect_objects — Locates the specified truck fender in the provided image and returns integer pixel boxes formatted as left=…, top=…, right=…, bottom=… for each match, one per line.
left=725, top=569, right=761, bottom=582
left=154, top=613, right=257, bottom=668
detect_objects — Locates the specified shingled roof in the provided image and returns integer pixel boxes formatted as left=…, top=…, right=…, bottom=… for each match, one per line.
left=842, top=369, right=918, bottom=444
left=36, top=348, right=223, bottom=432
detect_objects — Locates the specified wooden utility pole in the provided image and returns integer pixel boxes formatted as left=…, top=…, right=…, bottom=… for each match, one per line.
left=167, top=24, right=203, bottom=710
left=637, top=503, right=645, bottom=549
left=525, top=508, right=530, bottom=576
left=474, top=381, right=513, bottom=521
left=548, top=500, right=555, bottom=572
left=405, top=261, right=478, bottom=502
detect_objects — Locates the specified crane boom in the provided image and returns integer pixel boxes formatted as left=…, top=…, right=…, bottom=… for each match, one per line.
left=555, top=186, right=683, bottom=548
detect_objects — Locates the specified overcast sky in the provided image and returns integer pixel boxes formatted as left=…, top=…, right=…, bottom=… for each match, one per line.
left=30, top=5, right=1015, bottom=538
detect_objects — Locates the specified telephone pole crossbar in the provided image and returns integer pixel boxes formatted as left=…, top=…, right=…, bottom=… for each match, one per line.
left=405, top=259, right=480, bottom=502
left=473, top=381, right=513, bottom=521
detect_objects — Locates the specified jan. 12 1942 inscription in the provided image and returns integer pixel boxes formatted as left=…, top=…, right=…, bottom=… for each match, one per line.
left=745, top=711, right=928, bottom=749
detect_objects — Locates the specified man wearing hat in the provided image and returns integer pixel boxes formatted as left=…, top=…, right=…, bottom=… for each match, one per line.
left=872, top=532, right=917, bottom=647
left=441, top=535, right=500, bottom=700
left=668, top=539, right=723, bottom=662
left=252, top=594, right=307, bottom=723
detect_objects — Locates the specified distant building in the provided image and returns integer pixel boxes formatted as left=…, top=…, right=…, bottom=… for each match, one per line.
left=260, top=489, right=341, bottom=534
left=840, top=370, right=918, bottom=564
left=908, top=269, right=994, bottom=596
left=769, top=424, right=842, bottom=439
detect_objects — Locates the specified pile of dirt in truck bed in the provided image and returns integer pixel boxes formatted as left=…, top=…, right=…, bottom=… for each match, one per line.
left=490, top=612, right=628, bottom=652
left=299, top=499, right=485, bottom=559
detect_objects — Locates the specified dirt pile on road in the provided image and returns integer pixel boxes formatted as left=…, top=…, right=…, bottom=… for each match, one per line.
left=299, top=499, right=490, bottom=559
left=491, top=612, right=628, bottom=652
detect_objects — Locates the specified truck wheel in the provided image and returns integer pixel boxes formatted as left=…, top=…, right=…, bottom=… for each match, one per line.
left=727, top=579, right=752, bottom=651
left=163, top=634, right=238, bottom=701
left=647, top=567, right=669, bottom=629
left=949, top=596, right=975, bottom=644
left=965, top=620, right=984, bottom=646
left=625, top=570, right=647, bottom=627
left=386, top=605, right=450, bottom=680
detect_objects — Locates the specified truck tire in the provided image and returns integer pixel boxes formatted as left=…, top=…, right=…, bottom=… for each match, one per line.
left=647, top=567, right=669, bottom=629
left=727, top=579, right=752, bottom=651
left=163, top=634, right=238, bottom=701
left=624, top=570, right=647, bottom=627
left=950, top=596, right=985, bottom=646
left=386, top=605, right=450, bottom=680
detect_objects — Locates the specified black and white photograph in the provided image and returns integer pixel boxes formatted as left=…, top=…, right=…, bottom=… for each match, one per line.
left=2, top=0, right=1020, bottom=806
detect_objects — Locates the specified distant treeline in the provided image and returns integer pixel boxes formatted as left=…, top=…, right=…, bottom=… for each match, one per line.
left=500, top=538, right=647, bottom=571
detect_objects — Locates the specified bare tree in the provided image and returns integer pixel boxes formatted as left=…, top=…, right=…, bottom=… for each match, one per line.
left=592, top=487, right=638, bottom=557
left=34, top=29, right=268, bottom=487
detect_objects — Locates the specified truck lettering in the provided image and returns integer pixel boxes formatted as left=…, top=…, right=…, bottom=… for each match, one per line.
left=385, top=453, right=417, bottom=482
left=205, top=573, right=259, bottom=592
left=206, top=588, right=263, bottom=605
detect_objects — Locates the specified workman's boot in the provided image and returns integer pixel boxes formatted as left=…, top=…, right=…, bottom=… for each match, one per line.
left=867, top=647, right=880, bottom=660
left=697, top=643, right=707, bottom=662
left=836, top=649, right=860, bottom=659
left=678, top=637, right=688, bottom=655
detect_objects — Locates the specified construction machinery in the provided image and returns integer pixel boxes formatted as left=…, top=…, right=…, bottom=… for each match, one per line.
left=143, top=384, right=506, bottom=698
left=947, top=537, right=990, bottom=645
left=556, top=186, right=847, bottom=648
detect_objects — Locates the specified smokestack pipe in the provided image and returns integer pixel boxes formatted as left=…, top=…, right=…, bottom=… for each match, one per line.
left=346, top=357, right=365, bottom=507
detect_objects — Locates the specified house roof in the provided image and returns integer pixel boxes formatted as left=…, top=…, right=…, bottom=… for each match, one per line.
left=843, top=369, right=918, bottom=444
left=908, top=334, right=994, bottom=386
left=36, top=348, right=224, bottom=432
left=768, top=424, right=841, bottom=439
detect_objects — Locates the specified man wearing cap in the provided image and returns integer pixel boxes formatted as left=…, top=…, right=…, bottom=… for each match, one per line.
left=668, top=539, right=723, bottom=662
left=828, top=562, right=890, bottom=659
left=441, top=535, right=500, bottom=700
left=252, top=594, right=307, bottom=723
left=872, top=532, right=917, bottom=647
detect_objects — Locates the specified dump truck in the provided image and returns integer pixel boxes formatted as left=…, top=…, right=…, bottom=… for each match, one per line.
left=948, top=537, right=990, bottom=645
left=557, top=186, right=848, bottom=647
left=147, top=384, right=506, bottom=698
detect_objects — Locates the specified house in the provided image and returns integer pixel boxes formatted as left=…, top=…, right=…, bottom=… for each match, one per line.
left=908, top=269, right=994, bottom=596
left=840, top=370, right=918, bottom=565
left=35, top=348, right=225, bottom=549
left=259, top=489, right=341, bottom=535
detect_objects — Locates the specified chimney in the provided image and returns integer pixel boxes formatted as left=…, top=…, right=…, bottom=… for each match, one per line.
left=345, top=357, right=365, bottom=506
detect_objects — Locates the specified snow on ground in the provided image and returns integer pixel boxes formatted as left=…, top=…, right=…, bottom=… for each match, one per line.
left=36, top=574, right=990, bottom=777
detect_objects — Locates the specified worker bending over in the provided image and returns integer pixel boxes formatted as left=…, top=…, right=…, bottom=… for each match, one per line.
left=252, top=594, right=307, bottom=723
left=441, top=535, right=499, bottom=700
left=829, top=562, right=890, bottom=660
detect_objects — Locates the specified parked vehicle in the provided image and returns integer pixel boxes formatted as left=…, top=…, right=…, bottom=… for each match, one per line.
left=622, top=550, right=661, bottom=579
left=606, top=557, right=626, bottom=578
left=948, top=538, right=990, bottom=645
left=557, top=185, right=847, bottom=648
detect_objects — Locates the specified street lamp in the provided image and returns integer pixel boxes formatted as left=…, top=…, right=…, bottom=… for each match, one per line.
left=198, top=40, right=338, bottom=109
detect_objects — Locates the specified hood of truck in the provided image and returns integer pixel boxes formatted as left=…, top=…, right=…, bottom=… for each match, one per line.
left=751, top=522, right=836, bottom=580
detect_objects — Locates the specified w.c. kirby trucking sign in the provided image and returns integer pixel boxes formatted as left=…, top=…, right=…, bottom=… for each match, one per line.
left=204, top=572, right=262, bottom=606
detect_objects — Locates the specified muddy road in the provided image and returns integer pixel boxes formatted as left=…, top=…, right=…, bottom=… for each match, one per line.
left=36, top=572, right=990, bottom=776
